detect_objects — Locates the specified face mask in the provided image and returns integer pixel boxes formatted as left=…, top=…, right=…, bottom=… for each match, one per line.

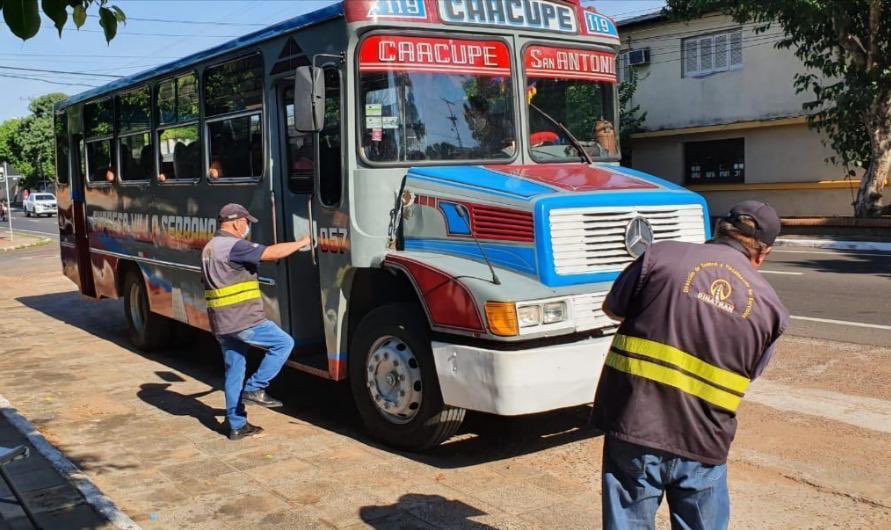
left=243, top=223, right=252, bottom=240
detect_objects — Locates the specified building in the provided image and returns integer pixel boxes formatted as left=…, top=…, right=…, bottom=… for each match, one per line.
left=617, top=11, right=857, bottom=217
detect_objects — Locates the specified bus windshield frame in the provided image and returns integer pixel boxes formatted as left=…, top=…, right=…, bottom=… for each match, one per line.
left=356, top=32, right=519, bottom=167
left=522, top=42, right=621, bottom=164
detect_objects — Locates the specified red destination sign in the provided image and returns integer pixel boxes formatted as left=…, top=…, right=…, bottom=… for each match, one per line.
left=524, top=45, right=616, bottom=82
left=359, top=35, right=511, bottom=76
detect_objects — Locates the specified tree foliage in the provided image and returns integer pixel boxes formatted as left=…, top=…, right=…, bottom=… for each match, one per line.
left=1, top=0, right=125, bottom=42
left=619, top=65, right=647, bottom=166
left=666, top=0, right=891, bottom=217
left=0, top=93, right=68, bottom=187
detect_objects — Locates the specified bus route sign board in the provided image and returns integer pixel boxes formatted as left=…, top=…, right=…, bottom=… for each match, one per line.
left=524, top=45, right=617, bottom=83
left=359, top=35, right=512, bottom=76
left=438, top=0, right=578, bottom=33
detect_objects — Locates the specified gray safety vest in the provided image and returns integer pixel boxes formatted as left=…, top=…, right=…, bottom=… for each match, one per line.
left=201, top=232, right=265, bottom=335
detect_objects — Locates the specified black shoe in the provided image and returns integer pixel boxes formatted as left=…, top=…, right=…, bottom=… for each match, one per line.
left=228, top=422, right=264, bottom=441
left=241, top=389, right=283, bottom=408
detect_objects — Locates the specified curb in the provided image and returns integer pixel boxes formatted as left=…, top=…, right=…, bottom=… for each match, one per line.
left=775, top=238, right=891, bottom=253
left=0, top=234, right=51, bottom=252
left=0, top=394, right=141, bottom=530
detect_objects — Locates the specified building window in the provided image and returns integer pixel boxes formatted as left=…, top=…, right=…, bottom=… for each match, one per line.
left=684, top=138, right=745, bottom=184
left=683, top=29, right=742, bottom=77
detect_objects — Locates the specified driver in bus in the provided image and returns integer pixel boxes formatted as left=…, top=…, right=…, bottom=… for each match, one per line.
left=201, top=203, right=311, bottom=440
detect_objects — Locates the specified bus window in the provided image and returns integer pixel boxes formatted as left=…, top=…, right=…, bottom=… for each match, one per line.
left=319, top=67, right=341, bottom=206
left=204, top=54, right=264, bottom=181
left=55, top=112, right=69, bottom=185
left=117, top=86, right=153, bottom=182
left=84, top=98, right=114, bottom=183
left=156, top=73, right=200, bottom=182
left=283, top=87, right=314, bottom=194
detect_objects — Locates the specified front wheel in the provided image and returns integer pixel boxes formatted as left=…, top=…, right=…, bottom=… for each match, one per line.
left=123, top=268, right=173, bottom=351
left=349, top=303, right=465, bottom=451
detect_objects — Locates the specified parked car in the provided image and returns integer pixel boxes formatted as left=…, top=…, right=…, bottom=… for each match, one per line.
left=24, top=193, right=57, bottom=217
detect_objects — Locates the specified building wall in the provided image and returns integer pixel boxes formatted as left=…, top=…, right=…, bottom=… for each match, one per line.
left=631, top=123, right=854, bottom=217
left=621, top=14, right=813, bottom=130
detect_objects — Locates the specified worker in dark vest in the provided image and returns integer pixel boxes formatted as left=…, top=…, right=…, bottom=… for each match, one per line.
left=593, top=201, right=789, bottom=530
left=202, top=203, right=311, bottom=440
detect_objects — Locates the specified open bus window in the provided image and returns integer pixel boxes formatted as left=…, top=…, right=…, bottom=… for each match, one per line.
left=158, top=125, right=200, bottom=182
left=84, top=98, right=114, bottom=183
left=524, top=46, right=619, bottom=162
left=156, top=72, right=199, bottom=182
left=357, top=36, right=515, bottom=164
left=117, top=86, right=153, bottom=182
left=283, top=87, right=314, bottom=194
left=204, top=54, right=264, bottom=181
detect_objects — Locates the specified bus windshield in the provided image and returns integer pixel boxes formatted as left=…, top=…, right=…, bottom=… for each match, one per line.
left=358, top=35, right=516, bottom=164
left=524, top=45, right=619, bottom=162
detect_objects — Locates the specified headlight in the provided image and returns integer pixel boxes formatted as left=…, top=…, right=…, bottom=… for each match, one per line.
left=517, top=305, right=542, bottom=328
left=542, top=301, right=568, bottom=324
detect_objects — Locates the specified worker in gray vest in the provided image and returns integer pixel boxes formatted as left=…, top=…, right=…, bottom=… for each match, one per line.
left=593, top=201, right=789, bottom=530
left=202, top=203, right=311, bottom=440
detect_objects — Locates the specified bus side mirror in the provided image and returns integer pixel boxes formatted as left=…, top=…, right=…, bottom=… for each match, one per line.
left=294, top=66, right=324, bottom=132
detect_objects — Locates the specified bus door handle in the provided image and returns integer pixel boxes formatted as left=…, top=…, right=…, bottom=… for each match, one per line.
left=307, top=198, right=317, bottom=266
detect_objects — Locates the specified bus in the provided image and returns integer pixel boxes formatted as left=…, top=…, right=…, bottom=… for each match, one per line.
left=54, top=0, right=710, bottom=450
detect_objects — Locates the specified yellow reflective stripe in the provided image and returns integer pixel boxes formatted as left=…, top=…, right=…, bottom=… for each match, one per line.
left=205, top=289, right=261, bottom=309
left=613, top=334, right=750, bottom=394
left=606, top=351, right=743, bottom=412
left=205, top=280, right=260, bottom=300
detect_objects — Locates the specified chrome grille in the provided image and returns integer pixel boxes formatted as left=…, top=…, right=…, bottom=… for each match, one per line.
left=571, top=292, right=617, bottom=332
left=550, top=205, right=705, bottom=276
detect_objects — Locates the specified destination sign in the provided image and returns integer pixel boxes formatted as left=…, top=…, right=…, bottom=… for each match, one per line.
left=583, top=11, right=619, bottom=40
left=525, top=45, right=617, bottom=82
left=366, top=0, right=427, bottom=19
left=439, top=0, right=578, bottom=33
left=359, top=36, right=511, bottom=76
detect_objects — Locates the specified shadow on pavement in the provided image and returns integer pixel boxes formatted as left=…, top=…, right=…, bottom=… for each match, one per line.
left=359, top=494, right=496, bottom=529
left=16, top=290, right=601, bottom=468
left=777, top=249, right=891, bottom=278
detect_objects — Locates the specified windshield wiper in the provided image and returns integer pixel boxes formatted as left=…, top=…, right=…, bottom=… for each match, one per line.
left=529, top=102, right=593, bottom=165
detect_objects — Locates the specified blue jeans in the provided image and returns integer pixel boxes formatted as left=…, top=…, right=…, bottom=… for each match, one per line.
left=216, top=320, right=294, bottom=430
left=602, top=436, right=729, bottom=530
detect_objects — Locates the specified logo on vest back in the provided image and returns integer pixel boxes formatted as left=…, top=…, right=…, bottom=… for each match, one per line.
left=683, top=262, right=754, bottom=318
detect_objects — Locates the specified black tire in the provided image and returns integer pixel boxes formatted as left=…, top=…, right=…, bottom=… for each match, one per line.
left=123, top=268, right=173, bottom=351
left=349, top=303, right=465, bottom=451
left=24, top=209, right=30, bottom=217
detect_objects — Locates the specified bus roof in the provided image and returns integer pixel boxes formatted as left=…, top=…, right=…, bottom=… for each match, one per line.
left=58, top=1, right=344, bottom=110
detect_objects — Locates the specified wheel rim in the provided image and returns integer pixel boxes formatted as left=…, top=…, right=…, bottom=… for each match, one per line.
left=365, top=335, right=423, bottom=424
left=128, top=281, right=146, bottom=334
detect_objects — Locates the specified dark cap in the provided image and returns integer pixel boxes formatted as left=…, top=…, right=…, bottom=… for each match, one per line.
left=218, top=203, right=258, bottom=223
left=725, top=200, right=781, bottom=246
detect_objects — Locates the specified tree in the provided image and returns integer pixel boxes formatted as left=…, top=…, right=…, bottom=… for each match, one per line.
left=619, top=65, right=647, bottom=167
left=666, top=0, right=891, bottom=217
left=1, top=0, right=125, bottom=42
left=0, top=93, right=68, bottom=188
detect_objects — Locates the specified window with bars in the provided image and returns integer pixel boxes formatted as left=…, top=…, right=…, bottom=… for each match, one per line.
left=683, top=29, right=742, bottom=77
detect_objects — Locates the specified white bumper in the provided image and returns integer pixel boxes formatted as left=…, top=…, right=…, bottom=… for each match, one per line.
left=431, top=335, right=612, bottom=416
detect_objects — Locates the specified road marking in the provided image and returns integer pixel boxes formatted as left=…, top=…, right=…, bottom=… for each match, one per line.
left=791, top=315, right=891, bottom=331
left=760, top=270, right=803, bottom=275
left=774, top=248, right=891, bottom=257
left=748, top=379, right=891, bottom=435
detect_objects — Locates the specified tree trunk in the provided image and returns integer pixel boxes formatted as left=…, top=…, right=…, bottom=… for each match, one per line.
left=855, top=100, right=891, bottom=217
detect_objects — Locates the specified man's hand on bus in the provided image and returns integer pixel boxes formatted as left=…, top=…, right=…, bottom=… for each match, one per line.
left=260, top=236, right=312, bottom=262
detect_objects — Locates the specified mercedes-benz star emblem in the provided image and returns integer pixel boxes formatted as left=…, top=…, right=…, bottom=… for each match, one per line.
left=624, top=217, right=654, bottom=258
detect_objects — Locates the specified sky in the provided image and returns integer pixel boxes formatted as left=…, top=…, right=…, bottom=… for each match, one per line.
left=0, top=0, right=666, bottom=122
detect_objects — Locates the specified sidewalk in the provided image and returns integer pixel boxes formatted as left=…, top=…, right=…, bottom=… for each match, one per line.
left=777, top=217, right=891, bottom=252
left=0, top=398, right=121, bottom=529
left=0, top=229, right=50, bottom=252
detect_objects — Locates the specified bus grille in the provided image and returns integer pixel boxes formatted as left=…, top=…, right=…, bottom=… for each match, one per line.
left=571, top=292, right=617, bottom=332
left=549, top=205, right=705, bottom=276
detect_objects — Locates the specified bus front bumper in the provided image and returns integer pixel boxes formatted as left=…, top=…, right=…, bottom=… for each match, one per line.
left=431, top=335, right=612, bottom=416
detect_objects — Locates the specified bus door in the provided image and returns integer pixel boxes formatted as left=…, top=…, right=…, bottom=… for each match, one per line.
left=278, top=84, right=327, bottom=374
left=67, top=126, right=96, bottom=297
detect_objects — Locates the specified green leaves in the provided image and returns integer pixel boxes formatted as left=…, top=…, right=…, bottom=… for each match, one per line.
left=0, top=0, right=125, bottom=41
left=3, top=0, right=41, bottom=40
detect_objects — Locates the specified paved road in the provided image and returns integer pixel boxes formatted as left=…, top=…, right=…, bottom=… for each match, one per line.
left=4, top=207, right=59, bottom=238
left=764, top=247, right=891, bottom=347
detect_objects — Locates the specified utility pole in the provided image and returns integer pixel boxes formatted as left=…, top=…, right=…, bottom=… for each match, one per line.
left=1, top=162, right=11, bottom=241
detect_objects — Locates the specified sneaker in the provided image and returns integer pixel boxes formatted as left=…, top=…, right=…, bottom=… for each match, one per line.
left=241, top=389, right=283, bottom=408
left=228, top=422, right=264, bottom=441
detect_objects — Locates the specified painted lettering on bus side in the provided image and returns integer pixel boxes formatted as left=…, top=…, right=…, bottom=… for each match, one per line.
left=439, top=0, right=577, bottom=33
left=87, top=209, right=218, bottom=250
left=319, top=227, right=349, bottom=254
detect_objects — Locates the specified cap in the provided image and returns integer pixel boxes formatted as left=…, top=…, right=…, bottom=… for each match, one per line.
left=218, top=203, right=258, bottom=223
left=725, top=200, right=781, bottom=246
